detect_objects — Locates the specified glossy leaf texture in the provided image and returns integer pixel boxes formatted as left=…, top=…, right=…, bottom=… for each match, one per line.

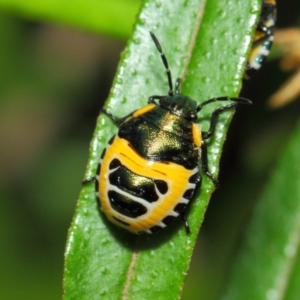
left=223, top=118, right=300, bottom=300
left=64, top=0, right=260, bottom=299
left=0, top=0, right=140, bottom=39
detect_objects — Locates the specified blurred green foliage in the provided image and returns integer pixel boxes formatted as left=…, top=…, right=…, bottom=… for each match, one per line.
left=0, top=0, right=139, bottom=38
left=0, top=11, right=125, bottom=299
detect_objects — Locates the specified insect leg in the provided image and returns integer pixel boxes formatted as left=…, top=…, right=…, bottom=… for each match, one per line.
left=181, top=213, right=191, bottom=234
left=201, top=102, right=237, bottom=140
left=200, top=97, right=251, bottom=139
left=201, top=141, right=219, bottom=187
left=102, top=108, right=133, bottom=126
left=148, top=95, right=165, bottom=104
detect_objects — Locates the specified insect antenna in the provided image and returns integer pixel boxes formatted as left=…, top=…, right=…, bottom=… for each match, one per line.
left=150, top=31, right=174, bottom=96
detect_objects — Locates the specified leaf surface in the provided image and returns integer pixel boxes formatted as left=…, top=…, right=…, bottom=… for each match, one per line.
left=63, top=0, right=260, bottom=299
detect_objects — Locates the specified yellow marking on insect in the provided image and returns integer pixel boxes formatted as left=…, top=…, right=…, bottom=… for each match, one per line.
left=132, top=103, right=156, bottom=118
left=192, top=123, right=202, bottom=147
left=266, top=0, right=275, bottom=5
left=98, top=135, right=196, bottom=233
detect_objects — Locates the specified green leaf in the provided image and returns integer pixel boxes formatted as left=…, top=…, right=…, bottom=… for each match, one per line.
left=0, top=0, right=140, bottom=39
left=64, top=0, right=260, bottom=299
left=223, top=118, right=300, bottom=299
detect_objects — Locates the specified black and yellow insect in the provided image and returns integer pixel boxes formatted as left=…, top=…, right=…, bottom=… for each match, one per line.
left=85, top=32, right=251, bottom=234
left=244, top=0, right=277, bottom=79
